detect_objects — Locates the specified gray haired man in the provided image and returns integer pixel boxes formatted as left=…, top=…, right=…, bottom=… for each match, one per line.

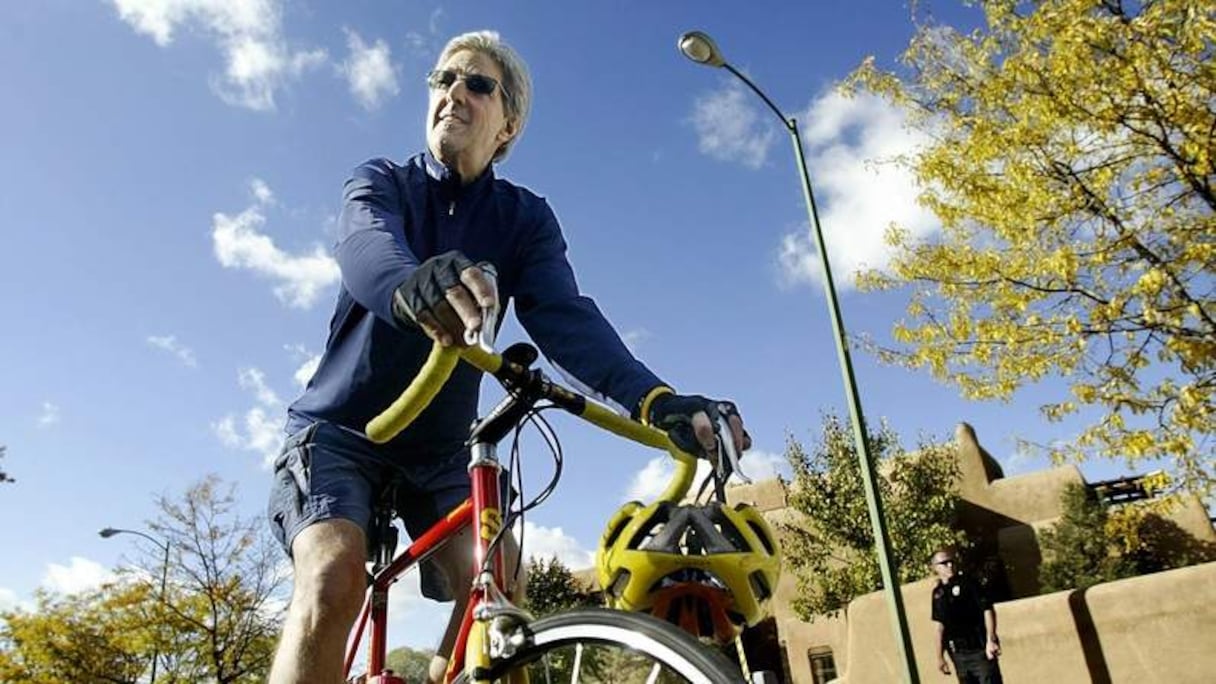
left=267, top=31, right=749, bottom=683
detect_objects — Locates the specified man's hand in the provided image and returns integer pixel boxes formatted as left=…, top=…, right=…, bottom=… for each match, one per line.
left=986, top=637, right=1001, bottom=660
left=392, top=251, right=498, bottom=347
left=937, top=657, right=951, bottom=675
left=645, top=392, right=750, bottom=458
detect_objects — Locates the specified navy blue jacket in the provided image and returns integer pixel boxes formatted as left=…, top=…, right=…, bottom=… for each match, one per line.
left=287, top=153, right=664, bottom=458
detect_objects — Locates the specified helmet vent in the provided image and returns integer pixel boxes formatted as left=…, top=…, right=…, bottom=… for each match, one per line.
left=609, top=569, right=632, bottom=598
left=602, top=520, right=629, bottom=548
left=749, top=570, right=773, bottom=601
left=747, top=520, right=776, bottom=555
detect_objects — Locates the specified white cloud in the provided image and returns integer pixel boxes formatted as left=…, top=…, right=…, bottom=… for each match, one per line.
left=147, top=334, right=198, bottom=367
left=250, top=177, right=275, bottom=205
left=214, top=414, right=243, bottom=448
left=211, top=179, right=339, bottom=309
left=778, top=90, right=938, bottom=290
left=404, top=7, right=445, bottom=58
left=108, top=0, right=327, bottom=111
left=240, top=367, right=281, bottom=407
left=43, top=557, right=113, bottom=595
left=515, top=521, right=595, bottom=570
left=621, top=329, right=651, bottom=354
left=282, top=344, right=322, bottom=387
left=214, top=366, right=286, bottom=466
left=735, top=449, right=789, bottom=482
left=341, top=29, right=399, bottom=110
left=37, top=401, right=60, bottom=428
left=689, top=77, right=777, bottom=169
left=0, top=587, right=19, bottom=612
left=625, top=449, right=788, bottom=503
left=293, top=354, right=321, bottom=388
left=626, top=456, right=711, bottom=503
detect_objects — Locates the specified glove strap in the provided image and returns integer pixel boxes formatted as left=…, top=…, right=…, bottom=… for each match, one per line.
left=636, top=385, right=675, bottom=426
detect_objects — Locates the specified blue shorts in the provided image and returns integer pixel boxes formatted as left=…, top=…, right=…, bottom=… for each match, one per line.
left=267, top=419, right=498, bottom=601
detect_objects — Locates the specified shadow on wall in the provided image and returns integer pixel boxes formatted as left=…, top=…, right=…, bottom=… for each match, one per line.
left=1133, top=513, right=1216, bottom=572
left=950, top=497, right=1041, bottom=600
left=1067, top=587, right=1112, bottom=684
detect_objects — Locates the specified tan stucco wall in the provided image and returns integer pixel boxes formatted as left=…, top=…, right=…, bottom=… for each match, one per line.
left=579, top=424, right=1214, bottom=682
left=754, top=422, right=1215, bottom=681
left=979, top=465, right=1084, bottom=522
left=836, top=561, right=1216, bottom=683
left=727, top=479, right=851, bottom=682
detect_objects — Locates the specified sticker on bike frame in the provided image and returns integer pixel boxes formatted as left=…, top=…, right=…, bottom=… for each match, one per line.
left=480, top=508, right=502, bottom=541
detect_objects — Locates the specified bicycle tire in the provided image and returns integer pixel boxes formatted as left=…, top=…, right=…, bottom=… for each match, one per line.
left=454, top=608, right=742, bottom=683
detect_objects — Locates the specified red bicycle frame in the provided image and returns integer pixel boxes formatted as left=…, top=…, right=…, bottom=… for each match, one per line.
left=344, top=451, right=507, bottom=684
left=345, top=338, right=695, bottom=683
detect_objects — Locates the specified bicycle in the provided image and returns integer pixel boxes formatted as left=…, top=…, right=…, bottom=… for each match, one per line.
left=342, top=325, right=747, bottom=683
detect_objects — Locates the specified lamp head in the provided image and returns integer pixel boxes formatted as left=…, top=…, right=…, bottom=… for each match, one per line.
left=98, top=527, right=118, bottom=538
left=678, top=31, right=726, bottom=68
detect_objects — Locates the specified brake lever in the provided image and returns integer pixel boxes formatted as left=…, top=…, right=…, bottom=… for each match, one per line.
left=716, top=414, right=751, bottom=485
left=465, top=304, right=499, bottom=350
left=464, top=264, right=500, bottom=350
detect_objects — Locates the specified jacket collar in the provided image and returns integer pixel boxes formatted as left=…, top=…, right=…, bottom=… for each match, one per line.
left=422, top=150, right=494, bottom=200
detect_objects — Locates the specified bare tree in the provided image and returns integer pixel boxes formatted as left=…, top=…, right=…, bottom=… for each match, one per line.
left=0, top=445, right=14, bottom=484
left=143, top=475, right=288, bottom=683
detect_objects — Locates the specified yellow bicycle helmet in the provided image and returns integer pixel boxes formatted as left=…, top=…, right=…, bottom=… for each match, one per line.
left=595, top=500, right=781, bottom=643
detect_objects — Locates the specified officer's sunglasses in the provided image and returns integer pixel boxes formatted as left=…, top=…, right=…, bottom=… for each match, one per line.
left=427, top=69, right=504, bottom=98
left=933, top=558, right=955, bottom=567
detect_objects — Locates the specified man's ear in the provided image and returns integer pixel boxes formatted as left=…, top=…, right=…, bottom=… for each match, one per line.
left=497, top=117, right=519, bottom=146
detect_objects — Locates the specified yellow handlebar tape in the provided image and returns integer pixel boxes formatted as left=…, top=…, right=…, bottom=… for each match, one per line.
left=365, top=343, right=460, bottom=443
left=367, top=340, right=698, bottom=502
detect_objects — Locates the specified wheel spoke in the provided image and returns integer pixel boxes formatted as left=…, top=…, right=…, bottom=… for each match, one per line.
left=571, top=642, right=583, bottom=684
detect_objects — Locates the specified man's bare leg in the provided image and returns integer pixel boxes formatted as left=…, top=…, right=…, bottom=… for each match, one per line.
left=270, top=519, right=368, bottom=684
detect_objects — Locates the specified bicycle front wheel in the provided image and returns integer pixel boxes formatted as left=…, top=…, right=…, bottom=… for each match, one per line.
left=456, top=608, right=741, bottom=683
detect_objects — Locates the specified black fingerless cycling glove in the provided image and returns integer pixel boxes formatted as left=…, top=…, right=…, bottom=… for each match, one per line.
left=391, top=250, right=474, bottom=327
left=646, top=392, right=741, bottom=457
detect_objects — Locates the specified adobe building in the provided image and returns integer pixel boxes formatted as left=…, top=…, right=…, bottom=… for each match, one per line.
left=721, top=422, right=1216, bottom=683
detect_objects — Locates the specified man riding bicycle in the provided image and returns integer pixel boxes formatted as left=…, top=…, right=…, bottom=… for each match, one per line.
left=266, top=30, right=749, bottom=684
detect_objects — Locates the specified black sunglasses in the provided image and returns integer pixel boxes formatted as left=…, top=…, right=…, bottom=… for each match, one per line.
left=427, top=69, right=504, bottom=98
left=933, top=558, right=955, bottom=567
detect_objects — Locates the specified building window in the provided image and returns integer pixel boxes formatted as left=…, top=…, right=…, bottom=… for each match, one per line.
left=808, top=647, right=837, bottom=684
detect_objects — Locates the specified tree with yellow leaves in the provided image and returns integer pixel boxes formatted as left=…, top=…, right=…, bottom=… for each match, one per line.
left=0, top=476, right=284, bottom=683
left=850, top=0, right=1214, bottom=495
left=0, top=584, right=154, bottom=682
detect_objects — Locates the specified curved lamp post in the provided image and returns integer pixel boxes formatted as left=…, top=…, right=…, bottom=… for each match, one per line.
left=679, top=30, right=919, bottom=683
left=100, top=527, right=170, bottom=683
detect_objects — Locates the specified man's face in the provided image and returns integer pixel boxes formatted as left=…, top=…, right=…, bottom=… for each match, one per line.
left=930, top=552, right=956, bottom=582
left=426, top=49, right=515, bottom=178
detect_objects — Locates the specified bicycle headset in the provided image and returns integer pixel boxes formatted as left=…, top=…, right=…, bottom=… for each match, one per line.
left=595, top=498, right=781, bottom=644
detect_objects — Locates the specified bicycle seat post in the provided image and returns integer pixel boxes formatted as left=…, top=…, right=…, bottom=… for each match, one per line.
left=368, top=483, right=400, bottom=574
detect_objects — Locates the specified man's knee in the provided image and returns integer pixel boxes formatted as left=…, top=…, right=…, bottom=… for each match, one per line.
left=290, top=519, right=368, bottom=616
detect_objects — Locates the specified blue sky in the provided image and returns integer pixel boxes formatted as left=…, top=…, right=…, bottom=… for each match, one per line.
left=0, top=0, right=1149, bottom=650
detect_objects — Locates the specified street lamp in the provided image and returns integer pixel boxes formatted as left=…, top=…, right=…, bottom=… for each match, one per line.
left=100, top=526, right=170, bottom=684
left=679, top=30, right=920, bottom=683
